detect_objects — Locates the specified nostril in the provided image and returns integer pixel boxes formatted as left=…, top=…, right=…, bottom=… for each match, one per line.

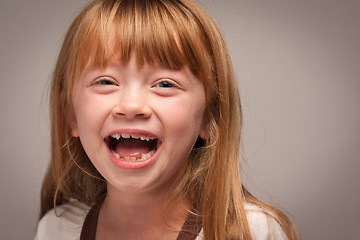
left=134, top=112, right=151, bottom=118
left=112, top=108, right=151, bottom=117
left=112, top=105, right=152, bottom=119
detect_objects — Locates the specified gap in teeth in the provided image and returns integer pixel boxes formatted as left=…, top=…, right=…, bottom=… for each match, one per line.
left=110, top=150, right=156, bottom=162
left=110, top=133, right=155, bottom=141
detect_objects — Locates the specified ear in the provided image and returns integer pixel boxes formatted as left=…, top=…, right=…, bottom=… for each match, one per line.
left=62, top=93, right=79, bottom=137
left=199, top=122, right=209, bottom=140
left=68, top=112, right=79, bottom=137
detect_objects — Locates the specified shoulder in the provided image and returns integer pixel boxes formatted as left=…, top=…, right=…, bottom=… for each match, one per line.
left=195, top=203, right=287, bottom=240
left=34, top=200, right=90, bottom=240
left=244, top=202, right=287, bottom=240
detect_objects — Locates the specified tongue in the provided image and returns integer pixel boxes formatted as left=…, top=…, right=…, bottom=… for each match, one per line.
left=115, top=138, right=153, bottom=159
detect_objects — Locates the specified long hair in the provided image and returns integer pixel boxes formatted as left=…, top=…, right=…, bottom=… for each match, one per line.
left=40, top=0, right=299, bottom=239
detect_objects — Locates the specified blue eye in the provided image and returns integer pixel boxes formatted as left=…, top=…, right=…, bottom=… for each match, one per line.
left=94, top=78, right=118, bottom=86
left=155, top=81, right=176, bottom=88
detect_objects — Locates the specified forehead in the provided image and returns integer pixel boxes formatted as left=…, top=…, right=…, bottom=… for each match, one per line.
left=84, top=31, right=185, bottom=71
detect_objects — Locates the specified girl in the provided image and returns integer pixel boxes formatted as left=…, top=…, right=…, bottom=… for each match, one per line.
left=35, top=0, right=299, bottom=239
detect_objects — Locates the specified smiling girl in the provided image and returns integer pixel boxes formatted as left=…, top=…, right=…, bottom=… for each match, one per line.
left=35, top=0, right=299, bottom=239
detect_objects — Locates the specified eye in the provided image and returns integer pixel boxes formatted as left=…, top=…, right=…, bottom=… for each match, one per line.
left=93, top=77, right=118, bottom=86
left=155, top=81, right=175, bottom=88
left=152, top=78, right=182, bottom=96
left=153, top=79, right=180, bottom=89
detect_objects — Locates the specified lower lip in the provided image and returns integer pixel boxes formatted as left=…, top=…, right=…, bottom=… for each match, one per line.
left=106, top=144, right=160, bottom=170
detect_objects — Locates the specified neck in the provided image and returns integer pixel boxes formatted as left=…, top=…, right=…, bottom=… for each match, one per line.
left=96, top=183, right=190, bottom=239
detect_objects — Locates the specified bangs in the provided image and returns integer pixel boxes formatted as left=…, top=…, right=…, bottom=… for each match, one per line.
left=70, top=0, right=213, bottom=79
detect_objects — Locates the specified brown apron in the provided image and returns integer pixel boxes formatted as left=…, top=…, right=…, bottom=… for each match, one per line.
left=80, top=202, right=202, bottom=240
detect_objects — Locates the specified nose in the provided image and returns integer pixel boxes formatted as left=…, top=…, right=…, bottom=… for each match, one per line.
left=112, top=89, right=151, bottom=119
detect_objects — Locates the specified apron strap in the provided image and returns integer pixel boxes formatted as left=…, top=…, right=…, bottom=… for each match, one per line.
left=79, top=202, right=101, bottom=240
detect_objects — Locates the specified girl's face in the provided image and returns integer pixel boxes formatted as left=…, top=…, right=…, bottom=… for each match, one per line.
left=70, top=54, right=207, bottom=195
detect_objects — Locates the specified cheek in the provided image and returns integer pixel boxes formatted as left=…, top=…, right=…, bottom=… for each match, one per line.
left=158, top=96, right=206, bottom=136
left=73, top=94, right=112, bottom=137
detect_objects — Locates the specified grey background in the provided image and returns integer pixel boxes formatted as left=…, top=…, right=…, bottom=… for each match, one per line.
left=1, top=0, right=359, bottom=239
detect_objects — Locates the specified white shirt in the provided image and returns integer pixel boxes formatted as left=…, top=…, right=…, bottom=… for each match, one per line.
left=34, top=200, right=286, bottom=240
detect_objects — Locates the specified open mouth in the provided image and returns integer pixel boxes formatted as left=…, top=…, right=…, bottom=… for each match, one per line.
left=105, top=132, right=159, bottom=162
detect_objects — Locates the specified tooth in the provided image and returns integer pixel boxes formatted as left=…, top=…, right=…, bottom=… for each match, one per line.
left=149, top=137, right=155, bottom=140
left=131, top=133, right=140, bottom=139
left=140, top=136, right=146, bottom=140
left=141, top=153, right=147, bottom=160
left=145, top=137, right=150, bottom=141
left=131, top=157, right=137, bottom=161
left=122, top=133, right=130, bottom=138
left=111, top=150, right=120, bottom=159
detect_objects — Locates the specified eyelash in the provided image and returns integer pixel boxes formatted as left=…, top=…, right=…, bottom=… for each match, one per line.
left=92, top=77, right=180, bottom=89
left=93, top=77, right=118, bottom=86
left=153, top=79, right=180, bottom=89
